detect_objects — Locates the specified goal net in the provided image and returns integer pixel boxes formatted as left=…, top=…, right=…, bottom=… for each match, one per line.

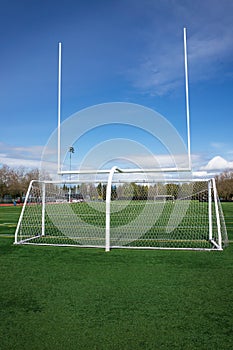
left=15, top=171, right=228, bottom=251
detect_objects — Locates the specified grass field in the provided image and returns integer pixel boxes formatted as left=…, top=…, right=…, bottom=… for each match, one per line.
left=0, top=204, right=233, bottom=349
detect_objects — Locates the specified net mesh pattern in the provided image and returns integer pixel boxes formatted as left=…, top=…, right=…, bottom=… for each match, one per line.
left=15, top=179, right=228, bottom=250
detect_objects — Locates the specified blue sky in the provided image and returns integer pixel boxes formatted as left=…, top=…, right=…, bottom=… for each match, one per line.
left=0, top=0, right=233, bottom=176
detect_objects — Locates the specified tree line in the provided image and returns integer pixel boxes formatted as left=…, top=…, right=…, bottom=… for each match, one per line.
left=215, top=171, right=233, bottom=201
left=0, top=165, right=233, bottom=202
left=0, top=165, right=40, bottom=202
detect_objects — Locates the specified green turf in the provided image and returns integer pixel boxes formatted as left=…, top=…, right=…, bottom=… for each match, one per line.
left=0, top=205, right=22, bottom=235
left=221, top=202, right=233, bottom=241
left=0, top=204, right=233, bottom=349
left=14, top=200, right=229, bottom=249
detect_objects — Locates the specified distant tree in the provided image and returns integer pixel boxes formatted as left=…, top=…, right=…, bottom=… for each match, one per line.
left=166, top=183, right=179, bottom=199
left=96, top=183, right=117, bottom=201
left=0, top=165, right=11, bottom=198
left=111, top=185, right=117, bottom=200
left=0, top=165, right=40, bottom=200
left=130, top=183, right=148, bottom=200
left=102, top=184, right=107, bottom=200
left=216, top=172, right=233, bottom=201
left=63, top=184, right=69, bottom=192
left=97, top=183, right=103, bottom=199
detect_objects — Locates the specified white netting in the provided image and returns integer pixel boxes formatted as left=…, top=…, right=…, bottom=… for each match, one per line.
left=15, top=177, right=228, bottom=250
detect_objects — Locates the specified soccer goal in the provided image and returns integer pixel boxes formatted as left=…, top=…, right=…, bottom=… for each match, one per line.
left=14, top=169, right=228, bottom=251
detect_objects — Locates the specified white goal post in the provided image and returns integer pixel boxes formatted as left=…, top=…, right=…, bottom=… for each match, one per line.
left=15, top=168, right=228, bottom=251
left=56, top=28, right=191, bottom=176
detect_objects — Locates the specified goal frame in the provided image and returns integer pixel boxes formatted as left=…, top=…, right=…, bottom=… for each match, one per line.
left=14, top=167, right=227, bottom=251
left=56, top=28, right=192, bottom=176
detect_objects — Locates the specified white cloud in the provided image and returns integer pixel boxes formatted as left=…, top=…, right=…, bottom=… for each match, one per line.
left=123, top=153, right=190, bottom=170
left=210, top=142, right=226, bottom=149
left=182, top=153, right=233, bottom=177
left=227, top=149, right=233, bottom=155
left=201, top=156, right=233, bottom=171
left=0, top=142, right=44, bottom=169
left=0, top=156, right=41, bottom=169
left=192, top=171, right=209, bottom=178
left=130, top=47, right=183, bottom=96
left=129, top=1, right=233, bottom=95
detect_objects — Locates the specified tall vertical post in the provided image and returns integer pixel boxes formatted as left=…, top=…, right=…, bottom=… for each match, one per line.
left=57, top=42, right=62, bottom=174
left=14, top=180, right=34, bottom=244
left=208, top=180, right=213, bottom=241
left=68, top=146, right=74, bottom=203
left=105, top=166, right=119, bottom=252
left=42, top=182, right=46, bottom=236
left=183, top=28, right=191, bottom=170
left=212, top=178, right=222, bottom=250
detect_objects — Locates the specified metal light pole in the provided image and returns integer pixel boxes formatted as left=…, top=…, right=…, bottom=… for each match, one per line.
left=68, top=147, right=74, bottom=202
